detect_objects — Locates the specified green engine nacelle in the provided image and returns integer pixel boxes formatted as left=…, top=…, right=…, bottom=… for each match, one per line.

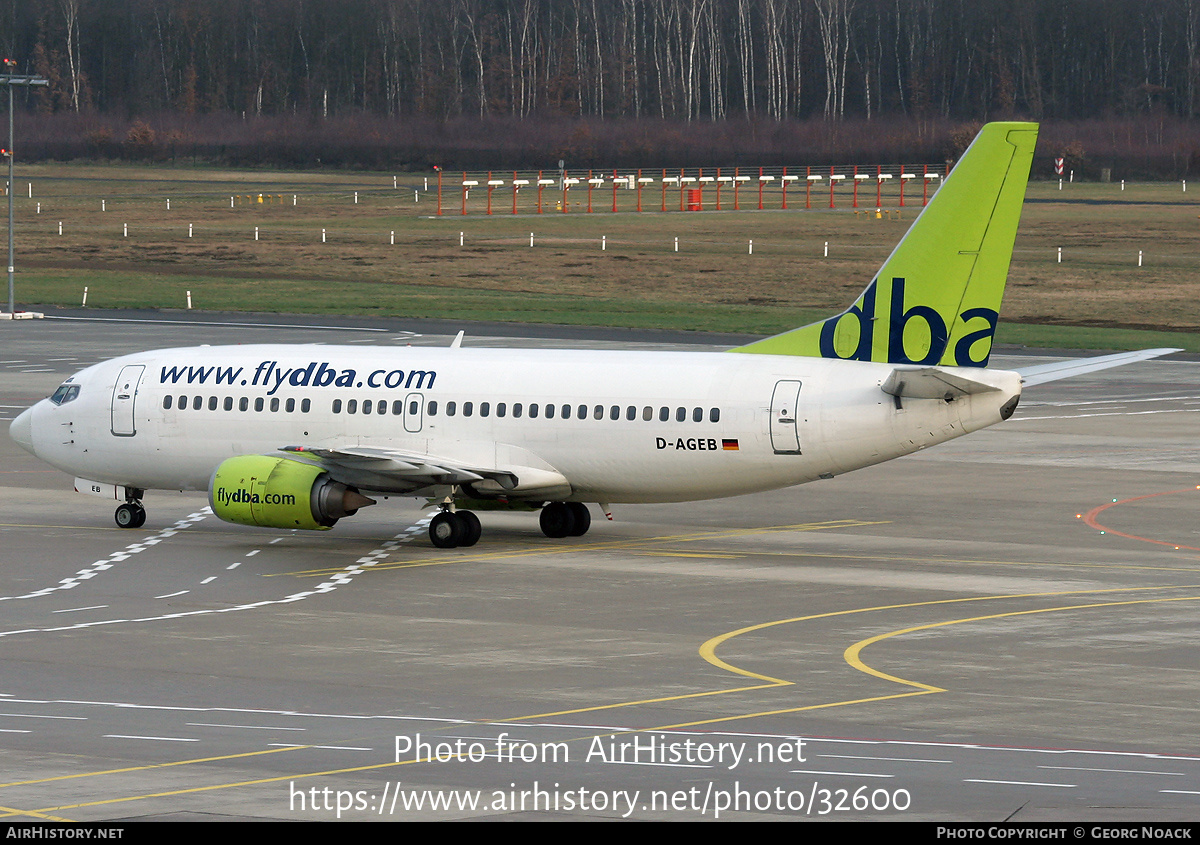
left=209, top=456, right=374, bottom=530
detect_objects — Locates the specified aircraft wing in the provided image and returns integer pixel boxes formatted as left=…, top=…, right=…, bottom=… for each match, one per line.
left=279, top=445, right=571, bottom=498
left=1016, top=348, right=1181, bottom=387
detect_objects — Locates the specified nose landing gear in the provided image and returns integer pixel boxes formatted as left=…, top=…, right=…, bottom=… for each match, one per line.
left=114, top=490, right=147, bottom=529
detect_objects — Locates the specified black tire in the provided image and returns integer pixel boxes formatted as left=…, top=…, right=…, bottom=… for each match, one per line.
left=566, top=502, right=591, bottom=536
left=539, top=502, right=576, bottom=538
left=456, top=511, right=482, bottom=547
left=115, top=502, right=144, bottom=529
left=429, top=512, right=462, bottom=548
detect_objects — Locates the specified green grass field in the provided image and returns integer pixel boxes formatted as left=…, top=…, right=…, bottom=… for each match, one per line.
left=5, top=162, right=1199, bottom=351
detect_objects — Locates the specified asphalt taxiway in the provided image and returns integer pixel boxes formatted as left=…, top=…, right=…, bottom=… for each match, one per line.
left=1, top=310, right=1199, bottom=821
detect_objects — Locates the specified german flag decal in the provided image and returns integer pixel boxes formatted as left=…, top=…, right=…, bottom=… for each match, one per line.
left=722, top=439, right=740, bottom=451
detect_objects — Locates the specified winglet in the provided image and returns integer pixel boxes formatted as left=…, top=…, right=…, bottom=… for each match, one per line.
left=732, top=122, right=1039, bottom=367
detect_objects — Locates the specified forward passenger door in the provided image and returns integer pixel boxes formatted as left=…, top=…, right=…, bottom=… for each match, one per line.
left=110, top=365, right=145, bottom=437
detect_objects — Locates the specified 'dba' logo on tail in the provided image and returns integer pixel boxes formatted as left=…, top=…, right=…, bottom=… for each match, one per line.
left=818, top=276, right=999, bottom=367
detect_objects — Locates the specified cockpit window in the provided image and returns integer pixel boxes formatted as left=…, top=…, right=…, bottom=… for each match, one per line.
left=49, top=384, right=80, bottom=406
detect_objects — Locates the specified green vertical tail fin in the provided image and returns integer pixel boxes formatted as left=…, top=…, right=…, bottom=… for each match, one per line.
left=731, top=121, right=1038, bottom=367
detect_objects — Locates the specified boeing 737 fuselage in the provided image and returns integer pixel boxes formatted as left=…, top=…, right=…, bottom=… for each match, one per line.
left=10, top=344, right=1021, bottom=535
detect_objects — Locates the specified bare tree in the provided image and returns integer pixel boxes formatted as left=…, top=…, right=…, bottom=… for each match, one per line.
left=59, top=0, right=83, bottom=110
left=813, top=0, right=855, bottom=119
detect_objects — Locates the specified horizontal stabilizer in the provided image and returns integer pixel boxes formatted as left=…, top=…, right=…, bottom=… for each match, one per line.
left=1017, top=348, right=1181, bottom=387
left=882, top=366, right=1006, bottom=400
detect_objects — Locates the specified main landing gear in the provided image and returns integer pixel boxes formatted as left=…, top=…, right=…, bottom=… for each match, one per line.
left=114, top=489, right=147, bottom=529
left=428, top=509, right=482, bottom=549
left=427, top=501, right=593, bottom=548
left=539, top=502, right=591, bottom=538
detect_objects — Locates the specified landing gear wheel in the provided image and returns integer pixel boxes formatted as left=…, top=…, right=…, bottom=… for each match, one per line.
left=566, top=503, right=591, bottom=536
left=456, top=510, right=482, bottom=548
left=429, top=511, right=463, bottom=548
left=539, top=502, right=576, bottom=538
left=115, top=502, right=146, bottom=529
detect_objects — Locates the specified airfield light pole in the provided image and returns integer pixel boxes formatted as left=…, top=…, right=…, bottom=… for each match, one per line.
left=1, top=61, right=48, bottom=317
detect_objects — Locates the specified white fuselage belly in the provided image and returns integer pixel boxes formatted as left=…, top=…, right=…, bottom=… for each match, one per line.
left=23, top=344, right=1020, bottom=504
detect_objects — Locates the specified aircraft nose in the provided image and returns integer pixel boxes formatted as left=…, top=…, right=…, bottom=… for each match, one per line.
left=10, top=406, right=34, bottom=455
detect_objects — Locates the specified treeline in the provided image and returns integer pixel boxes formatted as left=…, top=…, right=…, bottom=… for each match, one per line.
left=6, top=0, right=1199, bottom=122
left=2, top=1, right=1198, bottom=176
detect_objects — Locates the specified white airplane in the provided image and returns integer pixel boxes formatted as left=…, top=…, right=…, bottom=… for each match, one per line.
left=9, top=122, right=1177, bottom=548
